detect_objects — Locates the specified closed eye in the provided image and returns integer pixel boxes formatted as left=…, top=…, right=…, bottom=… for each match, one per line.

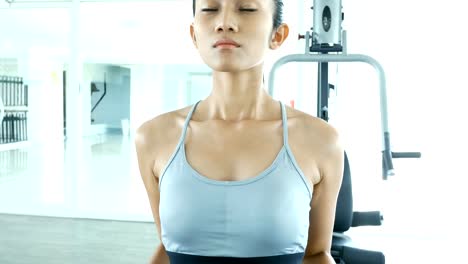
left=200, top=8, right=257, bottom=12
left=240, top=8, right=257, bottom=12
left=201, top=8, right=218, bottom=12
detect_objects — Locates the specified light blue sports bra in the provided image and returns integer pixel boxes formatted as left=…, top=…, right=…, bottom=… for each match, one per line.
left=158, top=100, right=313, bottom=263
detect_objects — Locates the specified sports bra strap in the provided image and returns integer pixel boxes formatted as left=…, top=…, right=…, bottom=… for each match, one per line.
left=180, top=100, right=201, bottom=144
left=280, top=101, right=288, bottom=146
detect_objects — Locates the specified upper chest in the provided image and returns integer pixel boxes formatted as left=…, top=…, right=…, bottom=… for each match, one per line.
left=155, top=118, right=320, bottom=187
left=185, top=120, right=285, bottom=177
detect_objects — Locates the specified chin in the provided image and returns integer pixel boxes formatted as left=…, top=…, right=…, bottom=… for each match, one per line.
left=216, top=67, right=242, bottom=73
left=199, top=56, right=241, bottom=72
left=202, top=57, right=259, bottom=73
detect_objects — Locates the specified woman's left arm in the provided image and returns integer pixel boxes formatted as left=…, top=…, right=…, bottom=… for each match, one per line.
left=303, top=123, right=344, bottom=264
left=303, top=252, right=336, bottom=264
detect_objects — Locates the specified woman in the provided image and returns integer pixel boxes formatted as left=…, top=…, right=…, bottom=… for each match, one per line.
left=135, top=0, right=344, bottom=263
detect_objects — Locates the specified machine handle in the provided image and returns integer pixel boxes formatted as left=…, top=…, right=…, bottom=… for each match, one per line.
left=351, top=211, right=383, bottom=227
left=341, top=246, right=386, bottom=264
left=392, top=152, right=421, bottom=158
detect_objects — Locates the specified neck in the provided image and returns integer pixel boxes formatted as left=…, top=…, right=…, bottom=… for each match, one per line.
left=203, top=66, right=273, bottom=121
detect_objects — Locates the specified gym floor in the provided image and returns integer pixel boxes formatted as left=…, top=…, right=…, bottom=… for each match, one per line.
left=0, top=213, right=158, bottom=264
left=0, top=132, right=461, bottom=263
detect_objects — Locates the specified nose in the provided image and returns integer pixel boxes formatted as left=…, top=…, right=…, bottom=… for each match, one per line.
left=215, top=9, right=238, bottom=32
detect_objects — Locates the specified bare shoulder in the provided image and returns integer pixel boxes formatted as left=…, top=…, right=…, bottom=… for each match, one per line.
left=285, top=106, right=343, bottom=184
left=135, top=105, right=193, bottom=143
left=134, top=105, right=193, bottom=178
left=287, top=107, right=340, bottom=144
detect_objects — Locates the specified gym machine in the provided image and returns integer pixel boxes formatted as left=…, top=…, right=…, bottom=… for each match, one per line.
left=268, top=1, right=421, bottom=263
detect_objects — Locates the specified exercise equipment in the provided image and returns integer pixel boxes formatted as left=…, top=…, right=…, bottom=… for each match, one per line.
left=268, top=1, right=421, bottom=263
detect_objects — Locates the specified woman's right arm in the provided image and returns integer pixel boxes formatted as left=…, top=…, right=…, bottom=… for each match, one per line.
left=135, top=120, right=170, bottom=264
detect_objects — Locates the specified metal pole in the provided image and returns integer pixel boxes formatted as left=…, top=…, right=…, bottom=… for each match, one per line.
left=66, top=0, right=83, bottom=140
left=268, top=53, right=394, bottom=176
left=317, top=62, right=329, bottom=121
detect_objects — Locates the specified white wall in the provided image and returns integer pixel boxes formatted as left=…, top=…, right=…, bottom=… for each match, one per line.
left=129, top=63, right=213, bottom=135
left=129, top=64, right=165, bottom=135
left=78, top=0, right=200, bottom=65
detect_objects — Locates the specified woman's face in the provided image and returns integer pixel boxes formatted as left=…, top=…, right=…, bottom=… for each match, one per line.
left=190, top=0, right=286, bottom=73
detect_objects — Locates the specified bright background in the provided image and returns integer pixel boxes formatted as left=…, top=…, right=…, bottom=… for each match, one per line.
left=1, top=0, right=466, bottom=263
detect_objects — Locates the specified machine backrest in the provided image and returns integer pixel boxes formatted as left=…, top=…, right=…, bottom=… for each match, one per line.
left=334, top=151, right=353, bottom=232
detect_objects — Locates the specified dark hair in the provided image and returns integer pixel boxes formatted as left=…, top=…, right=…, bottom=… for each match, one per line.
left=192, top=0, right=284, bottom=30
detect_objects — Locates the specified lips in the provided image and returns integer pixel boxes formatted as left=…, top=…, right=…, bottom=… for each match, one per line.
left=214, top=39, right=240, bottom=47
